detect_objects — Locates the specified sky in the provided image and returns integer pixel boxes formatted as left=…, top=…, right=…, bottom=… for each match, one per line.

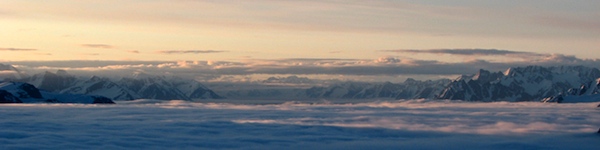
left=1, top=0, right=599, bottom=82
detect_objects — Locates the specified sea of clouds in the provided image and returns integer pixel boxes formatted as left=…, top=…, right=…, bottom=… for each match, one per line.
left=0, top=100, right=599, bottom=149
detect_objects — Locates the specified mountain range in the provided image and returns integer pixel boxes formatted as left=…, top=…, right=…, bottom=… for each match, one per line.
left=2, top=63, right=600, bottom=103
left=3, top=69, right=222, bottom=101
left=438, top=66, right=600, bottom=102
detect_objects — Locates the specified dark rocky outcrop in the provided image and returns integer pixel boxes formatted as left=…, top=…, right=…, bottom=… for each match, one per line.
left=17, top=83, right=43, bottom=99
left=92, top=96, right=115, bottom=104
left=0, top=90, right=22, bottom=103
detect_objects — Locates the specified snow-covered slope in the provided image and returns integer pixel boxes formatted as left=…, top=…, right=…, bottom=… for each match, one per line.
left=0, top=81, right=114, bottom=104
left=438, top=66, right=600, bottom=102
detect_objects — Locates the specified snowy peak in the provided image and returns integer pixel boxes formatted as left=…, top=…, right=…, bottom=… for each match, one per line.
left=472, top=69, right=503, bottom=83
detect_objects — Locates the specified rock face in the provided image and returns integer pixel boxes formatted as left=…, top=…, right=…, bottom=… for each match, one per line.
left=0, top=81, right=115, bottom=104
left=10, top=70, right=222, bottom=100
left=438, top=66, right=600, bottom=102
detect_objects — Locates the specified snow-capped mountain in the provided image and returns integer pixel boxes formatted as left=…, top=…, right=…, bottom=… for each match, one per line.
left=62, top=76, right=139, bottom=100
left=0, top=81, right=114, bottom=104
left=118, top=72, right=223, bottom=100
left=305, top=79, right=451, bottom=99
left=438, top=66, right=600, bottom=102
left=9, top=70, right=222, bottom=100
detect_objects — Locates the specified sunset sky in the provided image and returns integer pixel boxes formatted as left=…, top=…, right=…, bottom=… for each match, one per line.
left=1, top=0, right=599, bottom=81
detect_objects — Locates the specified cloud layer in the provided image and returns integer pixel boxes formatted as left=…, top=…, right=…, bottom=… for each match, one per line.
left=4, top=49, right=600, bottom=82
left=0, top=100, right=597, bottom=149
